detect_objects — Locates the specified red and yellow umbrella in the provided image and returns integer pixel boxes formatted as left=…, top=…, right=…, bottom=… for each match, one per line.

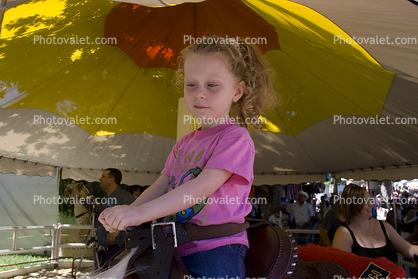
left=0, top=0, right=416, bottom=182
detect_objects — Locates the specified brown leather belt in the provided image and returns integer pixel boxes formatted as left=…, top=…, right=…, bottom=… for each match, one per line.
left=124, top=221, right=250, bottom=249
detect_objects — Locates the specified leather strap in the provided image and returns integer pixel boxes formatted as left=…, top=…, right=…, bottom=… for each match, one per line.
left=124, top=221, right=250, bottom=249
left=150, top=225, right=176, bottom=279
left=176, top=221, right=250, bottom=243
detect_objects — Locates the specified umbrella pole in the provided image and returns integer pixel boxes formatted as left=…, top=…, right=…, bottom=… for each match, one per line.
left=0, top=0, right=7, bottom=36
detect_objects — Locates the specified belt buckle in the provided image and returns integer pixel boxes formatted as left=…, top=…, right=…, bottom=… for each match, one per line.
left=151, top=221, right=177, bottom=250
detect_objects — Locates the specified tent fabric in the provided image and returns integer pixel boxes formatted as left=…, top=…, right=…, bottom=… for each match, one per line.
left=0, top=171, right=58, bottom=249
left=0, top=156, right=57, bottom=177
left=337, top=165, right=418, bottom=182
left=0, top=107, right=174, bottom=175
left=254, top=174, right=324, bottom=186
left=293, top=0, right=417, bottom=79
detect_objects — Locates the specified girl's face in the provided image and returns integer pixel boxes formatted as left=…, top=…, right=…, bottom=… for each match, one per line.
left=359, top=191, right=373, bottom=219
left=183, top=53, right=245, bottom=130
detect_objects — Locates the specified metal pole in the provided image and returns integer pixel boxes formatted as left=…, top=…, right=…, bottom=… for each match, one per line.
left=51, top=224, right=58, bottom=267
left=12, top=229, right=18, bottom=250
left=331, top=173, right=337, bottom=195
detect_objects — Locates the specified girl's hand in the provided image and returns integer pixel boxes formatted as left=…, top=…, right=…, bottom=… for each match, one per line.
left=98, top=205, right=142, bottom=232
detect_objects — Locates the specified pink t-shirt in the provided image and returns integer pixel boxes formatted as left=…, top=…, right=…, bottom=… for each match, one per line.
left=161, top=122, right=254, bottom=257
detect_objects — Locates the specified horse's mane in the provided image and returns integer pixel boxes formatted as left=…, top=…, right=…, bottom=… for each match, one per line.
left=87, top=247, right=138, bottom=279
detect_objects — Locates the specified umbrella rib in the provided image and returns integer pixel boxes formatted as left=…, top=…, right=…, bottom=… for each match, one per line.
left=0, top=61, right=80, bottom=108
left=92, top=69, right=140, bottom=136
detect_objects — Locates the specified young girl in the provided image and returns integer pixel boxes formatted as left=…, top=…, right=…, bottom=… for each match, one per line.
left=98, top=37, right=276, bottom=277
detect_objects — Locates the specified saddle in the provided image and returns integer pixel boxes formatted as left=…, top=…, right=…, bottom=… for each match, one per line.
left=112, top=218, right=347, bottom=279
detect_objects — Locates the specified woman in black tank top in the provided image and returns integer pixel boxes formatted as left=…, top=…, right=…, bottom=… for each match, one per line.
left=332, top=184, right=418, bottom=264
left=343, top=220, right=397, bottom=263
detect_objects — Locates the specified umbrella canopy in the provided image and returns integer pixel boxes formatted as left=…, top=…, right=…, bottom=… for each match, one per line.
left=0, top=0, right=417, bottom=184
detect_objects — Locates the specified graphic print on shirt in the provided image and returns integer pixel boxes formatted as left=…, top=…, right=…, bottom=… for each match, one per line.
left=165, top=166, right=208, bottom=224
left=169, top=175, right=176, bottom=190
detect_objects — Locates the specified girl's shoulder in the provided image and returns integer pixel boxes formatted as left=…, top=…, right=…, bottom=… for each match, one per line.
left=221, top=122, right=249, bottom=135
left=211, top=123, right=252, bottom=142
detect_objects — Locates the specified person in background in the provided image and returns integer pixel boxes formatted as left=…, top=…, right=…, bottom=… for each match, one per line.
left=97, top=168, right=136, bottom=267
left=386, top=201, right=403, bottom=232
left=285, top=199, right=296, bottom=229
left=130, top=185, right=142, bottom=198
left=268, top=208, right=281, bottom=226
left=400, top=206, right=418, bottom=243
left=313, top=202, right=328, bottom=244
left=399, top=206, right=418, bottom=277
left=333, top=184, right=418, bottom=264
left=314, top=202, right=328, bottom=230
left=370, top=190, right=380, bottom=219
left=319, top=194, right=341, bottom=247
left=283, top=190, right=315, bottom=245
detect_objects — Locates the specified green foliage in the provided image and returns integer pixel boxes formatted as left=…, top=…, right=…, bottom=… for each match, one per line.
left=0, top=254, right=49, bottom=272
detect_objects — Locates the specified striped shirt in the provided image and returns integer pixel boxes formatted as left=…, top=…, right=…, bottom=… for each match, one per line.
left=286, top=201, right=315, bottom=224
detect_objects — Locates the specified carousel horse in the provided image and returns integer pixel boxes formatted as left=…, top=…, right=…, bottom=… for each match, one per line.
left=88, top=219, right=350, bottom=279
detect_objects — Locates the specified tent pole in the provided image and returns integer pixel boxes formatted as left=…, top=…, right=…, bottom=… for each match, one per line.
left=331, top=173, right=337, bottom=195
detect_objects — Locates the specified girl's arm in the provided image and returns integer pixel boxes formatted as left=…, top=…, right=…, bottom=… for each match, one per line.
left=385, top=221, right=418, bottom=258
left=130, top=174, right=170, bottom=207
left=332, top=226, right=353, bottom=253
left=99, top=168, right=232, bottom=232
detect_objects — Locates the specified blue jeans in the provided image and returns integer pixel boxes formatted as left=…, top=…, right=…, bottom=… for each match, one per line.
left=181, top=244, right=247, bottom=278
left=295, top=224, right=313, bottom=246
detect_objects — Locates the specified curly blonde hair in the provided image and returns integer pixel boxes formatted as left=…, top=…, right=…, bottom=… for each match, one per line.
left=176, top=37, right=277, bottom=130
